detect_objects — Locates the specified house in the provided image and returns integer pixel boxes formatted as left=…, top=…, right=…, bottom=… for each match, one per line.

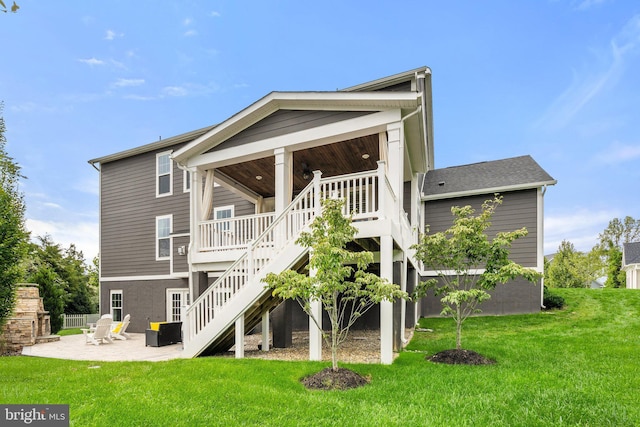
left=622, top=242, right=640, bottom=289
left=88, top=67, right=555, bottom=363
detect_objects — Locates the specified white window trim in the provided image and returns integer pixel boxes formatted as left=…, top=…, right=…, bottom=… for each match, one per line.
left=110, top=289, right=123, bottom=322
left=214, top=205, right=235, bottom=231
left=183, top=169, right=191, bottom=193
left=156, top=214, right=173, bottom=261
left=156, top=150, right=173, bottom=197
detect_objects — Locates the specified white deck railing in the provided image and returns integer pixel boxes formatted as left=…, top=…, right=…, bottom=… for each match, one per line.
left=185, top=164, right=399, bottom=348
left=199, top=213, right=275, bottom=251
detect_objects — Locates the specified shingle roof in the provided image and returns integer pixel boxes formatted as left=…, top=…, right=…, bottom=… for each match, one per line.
left=623, top=242, right=640, bottom=266
left=421, top=155, right=556, bottom=200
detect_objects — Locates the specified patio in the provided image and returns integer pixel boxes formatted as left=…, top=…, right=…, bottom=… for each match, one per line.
left=20, top=333, right=184, bottom=362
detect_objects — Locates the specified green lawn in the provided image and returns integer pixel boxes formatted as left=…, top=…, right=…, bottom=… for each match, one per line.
left=2, top=289, right=639, bottom=426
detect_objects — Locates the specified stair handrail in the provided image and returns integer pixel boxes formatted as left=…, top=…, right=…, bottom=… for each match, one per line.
left=185, top=173, right=321, bottom=339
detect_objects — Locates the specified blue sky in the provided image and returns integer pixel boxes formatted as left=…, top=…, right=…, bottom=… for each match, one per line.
left=1, top=0, right=639, bottom=261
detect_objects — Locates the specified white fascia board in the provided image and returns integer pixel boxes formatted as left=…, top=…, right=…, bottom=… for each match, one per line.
left=173, top=92, right=418, bottom=165
left=421, top=180, right=558, bottom=201
left=187, top=109, right=403, bottom=169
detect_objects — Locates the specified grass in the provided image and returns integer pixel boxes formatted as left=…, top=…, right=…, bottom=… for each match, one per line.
left=1, top=288, right=639, bottom=426
left=58, top=328, right=83, bottom=336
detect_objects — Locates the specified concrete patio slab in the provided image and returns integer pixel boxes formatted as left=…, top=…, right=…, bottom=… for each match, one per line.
left=21, top=333, right=184, bottom=362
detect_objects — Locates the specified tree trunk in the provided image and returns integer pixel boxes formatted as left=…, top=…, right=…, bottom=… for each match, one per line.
left=455, top=305, right=462, bottom=350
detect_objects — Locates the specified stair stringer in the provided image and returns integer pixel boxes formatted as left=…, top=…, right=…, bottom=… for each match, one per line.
left=182, top=242, right=309, bottom=358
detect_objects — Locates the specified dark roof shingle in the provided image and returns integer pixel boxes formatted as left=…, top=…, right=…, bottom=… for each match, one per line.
left=623, top=242, right=640, bottom=266
left=421, top=155, right=556, bottom=199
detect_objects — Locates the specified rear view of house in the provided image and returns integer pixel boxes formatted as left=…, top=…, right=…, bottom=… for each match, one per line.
left=89, top=67, right=555, bottom=363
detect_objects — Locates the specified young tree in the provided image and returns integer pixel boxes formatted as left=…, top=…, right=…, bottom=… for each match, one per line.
left=263, top=198, right=406, bottom=371
left=412, top=196, right=540, bottom=350
left=0, top=103, right=29, bottom=329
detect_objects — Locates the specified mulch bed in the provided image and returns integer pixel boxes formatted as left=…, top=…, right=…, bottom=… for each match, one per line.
left=302, top=367, right=370, bottom=390
left=428, top=349, right=496, bottom=365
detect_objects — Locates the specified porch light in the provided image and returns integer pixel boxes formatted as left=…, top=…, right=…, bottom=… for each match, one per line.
left=255, top=175, right=263, bottom=180
left=361, top=153, right=370, bottom=159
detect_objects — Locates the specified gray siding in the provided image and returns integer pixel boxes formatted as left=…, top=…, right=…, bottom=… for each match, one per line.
left=209, top=110, right=372, bottom=152
left=419, top=189, right=542, bottom=316
left=419, top=276, right=541, bottom=316
left=100, top=279, right=188, bottom=333
left=100, top=143, right=191, bottom=277
left=100, top=145, right=255, bottom=277
left=423, top=189, right=539, bottom=267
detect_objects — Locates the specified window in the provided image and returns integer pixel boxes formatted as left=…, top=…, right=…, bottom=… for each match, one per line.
left=214, top=205, right=234, bottom=232
left=183, top=170, right=191, bottom=192
left=110, top=290, right=123, bottom=322
left=156, top=151, right=172, bottom=196
left=156, top=215, right=172, bottom=260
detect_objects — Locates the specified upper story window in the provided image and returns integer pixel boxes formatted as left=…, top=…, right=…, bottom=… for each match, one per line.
left=156, top=151, right=173, bottom=197
left=156, top=215, right=172, bottom=260
left=214, top=205, right=234, bottom=232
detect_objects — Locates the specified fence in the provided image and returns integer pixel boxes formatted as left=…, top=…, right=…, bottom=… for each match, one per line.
left=62, top=313, right=100, bottom=329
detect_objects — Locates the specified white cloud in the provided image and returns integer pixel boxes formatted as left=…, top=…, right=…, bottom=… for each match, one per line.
left=183, top=18, right=193, bottom=26
left=112, top=78, right=145, bottom=88
left=184, top=29, right=197, bottom=37
left=162, top=86, right=189, bottom=97
left=26, top=218, right=99, bottom=260
left=78, top=58, right=105, bottom=66
left=574, top=0, right=609, bottom=11
left=210, top=11, right=221, bottom=17
left=104, top=29, right=123, bottom=40
left=544, top=208, right=618, bottom=253
left=42, top=202, right=62, bottom=209
left=595, top=141, right=640, bottom=164
left=534, top=14, right=640, bottom=130
left=123, top=94, right=157, bottom=101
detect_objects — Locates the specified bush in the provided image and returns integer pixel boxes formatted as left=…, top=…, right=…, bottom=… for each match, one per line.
left=543, top=286, right=565, bottom=310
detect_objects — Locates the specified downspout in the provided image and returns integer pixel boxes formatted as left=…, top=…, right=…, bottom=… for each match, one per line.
left=540, top=184, right=548, bottom=309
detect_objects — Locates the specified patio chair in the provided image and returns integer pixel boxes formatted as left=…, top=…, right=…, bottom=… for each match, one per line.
left=84, top=317, right=114, bottom=345
left=111, top=314, right=131, bottom=340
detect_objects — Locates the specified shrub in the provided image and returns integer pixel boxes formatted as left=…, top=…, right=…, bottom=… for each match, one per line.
left=543, top=286, right=565, bottom=310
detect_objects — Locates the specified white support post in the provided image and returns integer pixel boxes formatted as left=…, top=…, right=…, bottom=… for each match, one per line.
left=313, top=170, right=322, bottom=215
left=274, top=148, right=292, bottom=249
left=308, top=260, right=322, bottom=361
left=380, top=234, right=394, bottom=365
left=235, top=315, right=245, bottom=359
left=247, top=239, right=254, bottom=282
left=377, top=161, right=386, bottom=219
left=261, top=310, right=269, bottom=352
left=386, top=123, right=403, bottom=222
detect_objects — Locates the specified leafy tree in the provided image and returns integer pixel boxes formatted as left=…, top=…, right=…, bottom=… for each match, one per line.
left=0, top=103, right=29, bottom=330
left=23, top=236, right=97, bottom=319
left=27, top=266, right=65, bottom=333
left=412, top=196, right=540, bottom=350
left=545, top=240, right=601, bottom=288
left=597, top=217, right=640, bottom=287
left=263, top=198, right=406, bottom=371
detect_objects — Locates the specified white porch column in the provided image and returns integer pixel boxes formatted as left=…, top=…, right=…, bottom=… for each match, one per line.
left=235, top=314, right=245, bottom=359
left=274, top=147, right=292, bottom=214
left=309, top=261, right=322, bottom=361
left=380, top=234, right=394, bottom=365
left=386, top=123, right=403, bottom=221
left=261, top=310, right=270, bottom=352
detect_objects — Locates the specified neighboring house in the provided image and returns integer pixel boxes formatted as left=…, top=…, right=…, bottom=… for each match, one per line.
left=622, top=242, right=640, bottom=289
left=89, top=67, right=555, bottom=363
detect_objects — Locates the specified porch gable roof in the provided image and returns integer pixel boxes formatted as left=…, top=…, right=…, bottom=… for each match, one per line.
left=623, top=242, right=640, bottom=266
left=171, top=90, right=421, bottom=166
